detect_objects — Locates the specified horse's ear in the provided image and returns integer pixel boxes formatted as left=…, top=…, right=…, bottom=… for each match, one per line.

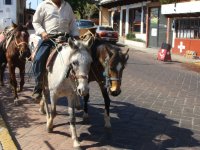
left=25, top=21, right=31, bottom=29
left=123, top=48, right=129, bottom=62
left=122, top=48, right=129, bottom=55
left=105, top=44, right=114, bottom=57
left=83, top=36, right=94, bottom=49
left=125, top=54, right=129, bottom=62
left=11, top=21, right=17, bottom=28
left=68, top=37, right=79, bottom=51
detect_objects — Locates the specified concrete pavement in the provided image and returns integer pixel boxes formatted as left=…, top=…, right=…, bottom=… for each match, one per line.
left=0, top=41, right=200, bottom=150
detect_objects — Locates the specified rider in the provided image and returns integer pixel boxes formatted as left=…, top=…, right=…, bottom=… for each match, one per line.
left=32, top=0, right=80, bottom=99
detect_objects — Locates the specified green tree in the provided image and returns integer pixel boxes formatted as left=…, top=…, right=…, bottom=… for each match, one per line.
left=159, top=0, right=176, bottom=4
left=66, top=0, right=98, bottom=19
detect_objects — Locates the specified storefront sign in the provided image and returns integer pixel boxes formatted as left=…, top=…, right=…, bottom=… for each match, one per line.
left=172, top=38, right=200, bottom=57
left=161, top=1, right=200, bottom=15
left=151, top=28, right=157, bottom=37
left=177, top=41, right=185, bottom=53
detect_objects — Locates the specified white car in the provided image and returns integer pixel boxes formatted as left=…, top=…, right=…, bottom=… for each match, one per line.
left=96, top=26, right=118, bottom=43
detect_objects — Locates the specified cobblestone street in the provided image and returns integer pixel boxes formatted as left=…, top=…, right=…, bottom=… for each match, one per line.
left=0, top=47, right=200, bottom=150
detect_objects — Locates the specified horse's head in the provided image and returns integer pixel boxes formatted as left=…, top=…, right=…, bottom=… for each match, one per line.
left=99, top=44, right=129, bottom=96
left=14, top=25, right=30, bottom=60
left=68, top=37, right=92, bottom=96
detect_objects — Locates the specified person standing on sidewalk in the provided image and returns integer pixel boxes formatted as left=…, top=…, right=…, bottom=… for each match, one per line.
left=32, top=0, right=79, bottom=99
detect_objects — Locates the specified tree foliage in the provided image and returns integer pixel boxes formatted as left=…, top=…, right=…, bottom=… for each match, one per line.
left=66, top=0, right=98, bottom=19
left=159, top=0, right=176, bottom=4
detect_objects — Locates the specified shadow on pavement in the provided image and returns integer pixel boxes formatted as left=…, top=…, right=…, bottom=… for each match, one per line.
left=1, top=82, right=200, bottom=149
left=79, top=100, right=200, bottom=150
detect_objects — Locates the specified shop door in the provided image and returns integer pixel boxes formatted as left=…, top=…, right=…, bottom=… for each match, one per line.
left=158, top=12, right=167, bottom=47
left=122, top=9, right=126, bottom=36
left=149, top=8, right=159, bottom=48
left=149, top=7, right=167, bottom=48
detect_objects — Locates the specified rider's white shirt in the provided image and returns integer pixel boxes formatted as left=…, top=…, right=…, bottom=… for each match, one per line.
left=32, top=0, right=79, bottom=36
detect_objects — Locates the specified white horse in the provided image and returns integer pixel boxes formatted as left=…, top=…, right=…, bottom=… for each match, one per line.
left=40, top=37, right=92, bottom=149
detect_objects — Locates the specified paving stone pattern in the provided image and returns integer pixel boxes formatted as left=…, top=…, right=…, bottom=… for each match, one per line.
left=0, top=47, right=200, bottom=150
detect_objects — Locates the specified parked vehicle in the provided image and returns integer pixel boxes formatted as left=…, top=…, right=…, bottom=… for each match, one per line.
left=76, top=19, right=95, bottom=29
left=96, top=26, right=118, bottom=43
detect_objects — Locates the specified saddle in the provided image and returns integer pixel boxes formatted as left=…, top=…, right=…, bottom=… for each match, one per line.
left=0, top=25, right=16, bottom=51
left=46, top=43, right=64, bottom=72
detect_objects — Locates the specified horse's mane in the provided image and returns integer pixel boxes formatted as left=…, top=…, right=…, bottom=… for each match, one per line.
left=91, top=39, right=128, bottom=66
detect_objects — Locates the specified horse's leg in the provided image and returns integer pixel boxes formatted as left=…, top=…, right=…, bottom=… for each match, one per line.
left=18, top=64, right=25, bottom=92
left=83, top=93, right=89, bottom=120
left=50, top=93, right=57, bottom=119
left=68, top=94, right=81, bottom=149
left=39, top=97, right=46, bottom=114
left=99, top=83, right=111, bottom=128
left=0, top=63, right=6, bottom=86
left=8, top=64, right=19, bottom=104
left=43, top=89, right=54, bottom=132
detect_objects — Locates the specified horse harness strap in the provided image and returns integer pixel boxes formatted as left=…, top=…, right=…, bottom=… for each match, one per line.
left=103, top=56, right=121, bottom=88
left=67, top=64, right=88, bottom=80
left=15, top=36, right=28, bottom=48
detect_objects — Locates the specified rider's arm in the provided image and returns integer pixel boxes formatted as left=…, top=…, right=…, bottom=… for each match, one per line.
left=32, top=3, right=46, bottom=35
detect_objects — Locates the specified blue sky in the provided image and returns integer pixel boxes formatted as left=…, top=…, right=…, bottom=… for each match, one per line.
left=26, top=0, right=43, bottom=10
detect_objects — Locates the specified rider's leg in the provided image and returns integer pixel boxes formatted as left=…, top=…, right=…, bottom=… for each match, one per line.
left=32, top=40, right=53, bottom=99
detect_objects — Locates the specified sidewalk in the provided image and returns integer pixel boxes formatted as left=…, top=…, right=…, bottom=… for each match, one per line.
left=118, top=39, right=200, bottom=64
left=0, top=40, right=200, bottom=150
left=0, top=109, right=17, bottom=150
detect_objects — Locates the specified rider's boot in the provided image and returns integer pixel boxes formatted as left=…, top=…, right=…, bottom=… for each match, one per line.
left=32, top=82, right=42, bottom=100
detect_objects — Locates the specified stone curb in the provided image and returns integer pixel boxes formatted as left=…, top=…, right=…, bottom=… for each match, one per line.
left=0, top=114, right=17, bottom=150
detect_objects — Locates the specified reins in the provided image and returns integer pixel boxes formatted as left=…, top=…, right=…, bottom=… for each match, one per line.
left=14, top=36, right=28, bottom=48
left=103, top=56, right=121, bottom=88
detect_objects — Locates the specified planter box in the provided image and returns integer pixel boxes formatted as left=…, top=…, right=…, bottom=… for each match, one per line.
left=124, top=39, right=146, bottom=48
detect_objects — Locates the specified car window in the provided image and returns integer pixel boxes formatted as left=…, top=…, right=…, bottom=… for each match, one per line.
left=78, top=21, right=95, bottom=28
left=99, top=27, right=114, bottom=31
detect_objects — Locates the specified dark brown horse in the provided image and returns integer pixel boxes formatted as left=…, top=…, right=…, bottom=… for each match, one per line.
left=0, top=24, right=17, bottom=86
left=0, top=24, right=30, bottom=105
left=83, top=39, right=129, bottom=128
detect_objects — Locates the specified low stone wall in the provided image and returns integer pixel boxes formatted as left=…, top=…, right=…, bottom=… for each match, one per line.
left=124, top=39, right=146, bottom=48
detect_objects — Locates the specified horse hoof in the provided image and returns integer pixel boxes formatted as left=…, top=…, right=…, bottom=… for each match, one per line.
left=47, top=127, right=53, bottom=133
left=39, top=108, right=46, bottom=115
left=17, top=88, right=23, bottom=92
left=73, top=140, right=81, bottom=150
left=14, top=99, right=20, bottom=106
left=74, top=147, right=82, bottom=150
left=104, top=126, right=112, bottom=132
left=82, top=113, right=89, bottom=124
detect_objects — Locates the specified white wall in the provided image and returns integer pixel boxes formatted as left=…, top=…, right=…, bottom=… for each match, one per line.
left=0, top=0, right=17, bottom=30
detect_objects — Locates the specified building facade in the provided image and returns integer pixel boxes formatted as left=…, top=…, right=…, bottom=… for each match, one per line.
left=99, top=0, right=200, bottom=57
left=99, top=0, right=168, bottom=48
left=99, top=0, right=148, bottom=43
left=161, top=0, right=200, bottom=57
left=0, top=0, right=26, bottom=30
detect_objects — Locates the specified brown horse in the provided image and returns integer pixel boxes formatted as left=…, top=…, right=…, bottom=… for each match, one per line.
left=0, top=24, right=17, bottom=86
left=83, top=39, right=129, bottom=128
left=1, top=24, right=30, bottom=105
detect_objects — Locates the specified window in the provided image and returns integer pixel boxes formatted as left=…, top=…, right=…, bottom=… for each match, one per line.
left=128, top=7, right=146, bottom=33
left=176, top=18, right=200, bottom=39
left=5, top=0, right=11, bottom=5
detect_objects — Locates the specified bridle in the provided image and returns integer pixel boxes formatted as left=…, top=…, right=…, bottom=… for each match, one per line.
left=102, top=56, right=121, bottom=88
left=15, top=36, right=28, bottom=48
left=67, top=63, right=88, bottom=80
left=14, top=34, right=28, bottom=57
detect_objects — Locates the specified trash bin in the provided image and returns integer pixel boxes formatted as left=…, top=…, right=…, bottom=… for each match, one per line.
left=157, top=43, right=172, bottom=61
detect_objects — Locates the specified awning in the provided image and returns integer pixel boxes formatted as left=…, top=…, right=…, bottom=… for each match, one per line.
left=161, top=1, right=200, bottom=15
left=99, top=0, right=147, bottom=8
